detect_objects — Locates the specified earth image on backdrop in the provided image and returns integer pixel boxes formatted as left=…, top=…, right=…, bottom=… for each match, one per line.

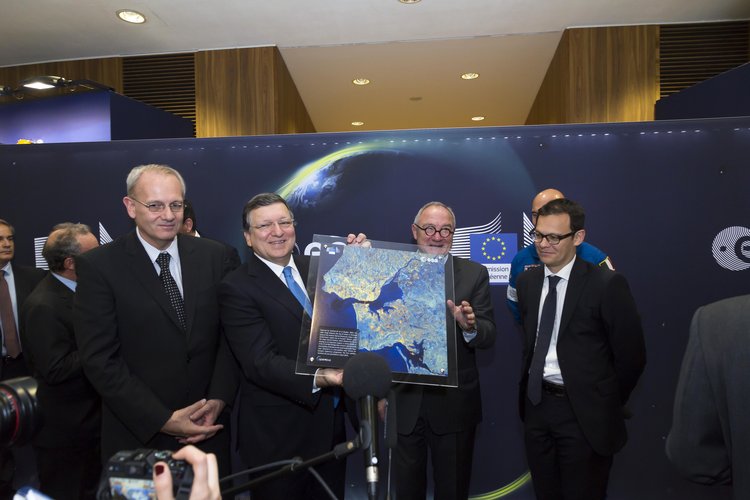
left=307, top=242, right=450, bottom=379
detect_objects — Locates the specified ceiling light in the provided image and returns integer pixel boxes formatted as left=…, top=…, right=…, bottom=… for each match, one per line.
left=399, top=0, right=422, bottom=3
left=117, top=10, right=147, bottom=24
left=351, top=121, right=364, bottom=126
left=19, top=75, right=113, bottom=92
left=471, top=116, right=485, bottom=121
left=461, top=72, right=480, bottom=80
left=352, top=78, right=370, bottom=86
left=21, top=76, right=70, bottom=90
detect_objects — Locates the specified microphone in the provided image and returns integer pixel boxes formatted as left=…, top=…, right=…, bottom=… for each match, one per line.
left=343, top=352, right=392, bottom=500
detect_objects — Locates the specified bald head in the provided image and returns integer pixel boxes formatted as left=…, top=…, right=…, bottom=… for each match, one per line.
left=531, top=189, right=565, bottom=224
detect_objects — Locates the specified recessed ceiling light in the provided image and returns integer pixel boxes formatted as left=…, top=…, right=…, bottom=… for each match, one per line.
left=352, top=78, right=370, bottom=86
left=461, top=72, right=480, bottom=80
left=471, top=116, right=485, bottom=121
left=117, top=10, right=146, bottom=24
left=399, top=0, right=421, bottom=3
left=351, top=121, right=364, bottom=126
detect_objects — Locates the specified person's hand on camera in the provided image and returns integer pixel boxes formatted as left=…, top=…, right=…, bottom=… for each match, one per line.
left=153, top=445, right=221, bottom=500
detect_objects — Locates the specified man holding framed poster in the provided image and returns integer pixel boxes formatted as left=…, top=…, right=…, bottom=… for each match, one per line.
left=393, top=202, right=497, bottom=500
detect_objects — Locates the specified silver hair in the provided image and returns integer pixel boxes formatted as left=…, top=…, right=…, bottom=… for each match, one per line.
left=413, top=201, right=456, bottom=227
left=126, top=164, right=186, bottom=197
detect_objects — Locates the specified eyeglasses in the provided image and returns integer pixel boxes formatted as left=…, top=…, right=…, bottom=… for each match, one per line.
left=129, top=197, right=185, bottom=213
left=414, top=224, right=454, bottom=238
left=252, top=219, right=296, bottom=233
left=529, top=230, right=576, bottom=245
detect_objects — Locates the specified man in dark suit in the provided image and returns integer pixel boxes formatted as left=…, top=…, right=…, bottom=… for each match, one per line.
left=667, top=294, right=750, bottom=500
left=219, top=192, right=367, bottom=500
left=516, top=198, right=645, bottom=500
left=393, top=201, right=496, bottom=500
left=74, top=164, right=238, bottom=474
left=0, top=218, right=46, bottom=497
left=21, top=222, right=101, bottom=499
left=0, top=219, right=46, bottom=380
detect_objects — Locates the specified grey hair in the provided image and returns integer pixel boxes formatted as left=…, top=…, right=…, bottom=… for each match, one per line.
left=413, top=201, right=456, bottom=227
left=43, top=222, right=94, bottom=272
left=126, top=164, right=186, bottom=197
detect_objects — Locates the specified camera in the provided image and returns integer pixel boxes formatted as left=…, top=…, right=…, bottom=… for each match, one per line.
left=0, top=376, right=40, bottom=448
left=102, top=449, right=194, bottom=499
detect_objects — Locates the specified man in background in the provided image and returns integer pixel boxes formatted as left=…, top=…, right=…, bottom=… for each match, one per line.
left=516, top=198, right=645, bottom=500
left=0, top=218, right=45, bottom=497
left=0, top=219, right=45, bottom=379
left=507, top=188, right=612, bottom=323
left=74, top=164, right=238, bottom=474
left=393, top=201, right=496, bottom=500
left=667, top=294, right=750, bottom=499
left=180, top=199, right=241, bottom=268
left=21, top=223, right=101, bottom=499
left=181, top=200, right=200, bottom=237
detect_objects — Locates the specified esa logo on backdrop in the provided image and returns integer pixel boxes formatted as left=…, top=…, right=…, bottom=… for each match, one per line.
left=712, top=226, right=750, bottom=271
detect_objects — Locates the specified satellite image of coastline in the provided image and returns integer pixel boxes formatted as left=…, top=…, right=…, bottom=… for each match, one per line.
left=313, top=244, right=450, bottom=378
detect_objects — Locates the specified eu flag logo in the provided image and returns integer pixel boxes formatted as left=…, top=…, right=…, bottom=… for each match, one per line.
left=470, top=234, right=518, bottom=264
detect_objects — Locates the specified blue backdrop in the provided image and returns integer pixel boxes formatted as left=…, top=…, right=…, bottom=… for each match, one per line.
left=1, top=116, right=749, bottom=499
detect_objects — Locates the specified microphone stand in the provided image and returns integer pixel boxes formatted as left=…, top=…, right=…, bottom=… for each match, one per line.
left=220, top=435, right=365, bottom=498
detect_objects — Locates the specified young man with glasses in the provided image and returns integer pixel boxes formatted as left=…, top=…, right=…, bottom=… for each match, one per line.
left=506, top=188, right=613, bottom=323
left=393, top=201, right=497, bottom=500
left=73, top=164, right=239, bottom=476
left=516, top=198, right=645, bottom=500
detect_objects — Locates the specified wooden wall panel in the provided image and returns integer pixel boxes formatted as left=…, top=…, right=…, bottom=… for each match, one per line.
left=273, top=49, right=315, bottom=134
left=0, top=58, right=122, bottom=98
left=195, top=47, right=314, bottom=137
left=526, top=26, right=659, bottom=125
left=525, top=31, right=571, bottom=126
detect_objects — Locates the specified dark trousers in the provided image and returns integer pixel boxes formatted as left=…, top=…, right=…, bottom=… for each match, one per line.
left=35, top=444, right=101, bottom=500
left=250, top=404, right=347, bottom=500
left=394, top=416, right=476, bottom=500
left=523, top=390, right=613, bottom=500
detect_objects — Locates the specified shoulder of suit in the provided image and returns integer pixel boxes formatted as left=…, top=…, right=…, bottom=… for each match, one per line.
left=14, top=263, right=46, bottom=279
left=178, top=233, right=226, bottom=254
left=452, top=255, right=484, bottom=274
left=700, top=294, right=750, bottom=318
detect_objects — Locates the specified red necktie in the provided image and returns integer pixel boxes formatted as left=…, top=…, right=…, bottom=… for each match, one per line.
left=0, top=271, right=21, bottom=358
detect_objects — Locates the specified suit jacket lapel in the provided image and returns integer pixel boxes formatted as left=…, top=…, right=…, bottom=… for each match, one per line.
left=558, top=258, right=589, bottom=338
left=247, top=252, right=305, bottom=320
left=179, top=235, right=198, bottom=337
left=527, top=269, right=544, bottom=346
left=124, top=232, right=184, bottom=332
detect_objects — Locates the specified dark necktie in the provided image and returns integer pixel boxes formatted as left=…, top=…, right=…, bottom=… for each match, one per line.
left=157, top=253, right=186, bottom=331
left=527, top=275, right=562, bottom=405
left=0, top=271, right=21, bottom=358
left=283, top=266, right=312, bottom=316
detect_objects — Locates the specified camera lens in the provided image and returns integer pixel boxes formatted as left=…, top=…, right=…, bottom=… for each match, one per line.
left=0, top=376, right=40, bottom=447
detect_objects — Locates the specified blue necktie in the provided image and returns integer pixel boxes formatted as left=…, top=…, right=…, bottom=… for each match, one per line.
left=527, top=275, right=562, bottom=405
left=283, top=266, right=312, bottom=316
